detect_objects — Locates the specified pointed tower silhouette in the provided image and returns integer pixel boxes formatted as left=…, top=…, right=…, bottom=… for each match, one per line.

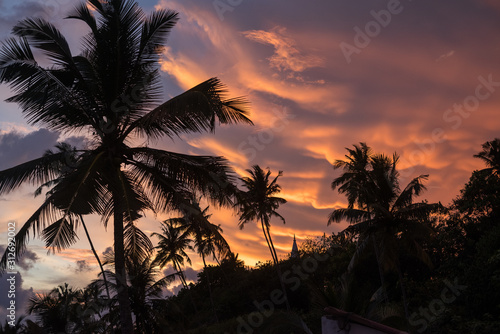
left=291, top=234, right=299, bottom=258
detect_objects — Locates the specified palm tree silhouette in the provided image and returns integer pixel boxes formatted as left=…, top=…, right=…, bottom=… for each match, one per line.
left=236, top=165, right=290, bottom=310
left=28, top=283, right=109, bottom=333
left=152, top=221, right=193, bottom=289
left=172, top=197, right=231, bottom=323
left=329, top=144, right=441, bottom=320
left=91, top=248, right=176, bottom=333
left=329, top=143, right=389, bottom=296
left=0, top=0, right=251, bottom=331
left=151, top=219, right=202, bottom=315
left=474, top=138, right=500, bottom=177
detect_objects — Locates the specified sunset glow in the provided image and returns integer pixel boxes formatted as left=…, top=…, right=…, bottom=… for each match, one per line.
left=1, top=0, right=500, bottom=315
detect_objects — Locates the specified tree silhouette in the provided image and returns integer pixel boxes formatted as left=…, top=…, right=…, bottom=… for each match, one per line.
left=27, top=283, right=109, bottom=333
left=152, top=220, right=193, bottom=289
left=91, top=248, right=176, bottom=333
left=236, top=165, right=290, bottom=310
left=0, top=0, right=251, bottom=331
left=329, top=144, right=441, bottom=320
left=172, top=197, right=231, bottom=323
left=474, top=138, right=500, bottom=177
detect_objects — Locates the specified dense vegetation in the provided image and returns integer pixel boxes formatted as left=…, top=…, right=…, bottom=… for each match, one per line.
left=0, top=0, right=499, bottom=333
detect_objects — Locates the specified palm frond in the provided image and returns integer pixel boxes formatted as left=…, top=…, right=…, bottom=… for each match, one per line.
left=0, top=198, right=59, bottom=273
left=328, top=208, right=371, bottom=225
left=12, top=18, right=75, bottom=68
left=138, top=9, right=179, bottom=63
left=128, top=147, right=238, bottom=209
left=395, top=201, right=443, bottom=220
left=124, top=222, right=153, bottom=263
left=49, top=151, right=109, bottom=216
left=0, top=151, right=65, bottom=194
left=393, top=174, right=429, bottom=210
left=474, top=138, right=500, bottom=170
left=128, top=77, right=252, bottom=139
left=41, top=217, right=79, bottom=252
left=66, top=3, right=98, bottom=34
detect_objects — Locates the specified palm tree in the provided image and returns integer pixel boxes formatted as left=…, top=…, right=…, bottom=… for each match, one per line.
left=92, top=248, right=176, bottom=333
left=28, top=282, right=112, bottom=333
left=331, top=142, right=374, bottom=209
left=329, top=145, right=441, bottom=320
left=474, top=138, right=500, bottom=177
left=151, top=220, right=193, bottom=289
left=236, top=165, right=290, bottom=310
left=0, top=0, right=252, bottom=331
left=174, top=197, right=231, bottom=323
left=28, top=283, right=97, bottom=333
left=330, top=143, right=389, bottom=297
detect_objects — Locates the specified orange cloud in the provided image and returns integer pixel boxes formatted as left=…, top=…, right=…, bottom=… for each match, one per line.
left=242, top=26, right=324, bottom=72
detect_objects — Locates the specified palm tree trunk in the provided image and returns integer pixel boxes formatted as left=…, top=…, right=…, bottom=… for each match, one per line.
left=396, top=257, right=410, bottom=321
left=260, top=221, right=276, bottom=263
left=261, top=221, right=291, bottom=311
left=113, top=207, right=134, bottom=334
left=178, top=266, right=199, bottom=313
left=202, top=254, right=219, bottom=323
left=178, top=267, right=188, bottom=288
left=371, top=235, right=388, bottom=301
left=266, top=225, right=280, bottom=264
left=80, top=215, right=110, bottom=299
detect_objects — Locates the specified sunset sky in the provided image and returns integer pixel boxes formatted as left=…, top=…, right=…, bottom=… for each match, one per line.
left=1, top=0, right=500, bottom=314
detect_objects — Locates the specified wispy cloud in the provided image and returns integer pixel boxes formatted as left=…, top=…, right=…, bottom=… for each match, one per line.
left=243, top=26, right=324, bottom=72
left=436, top=50, right=455, bottom=62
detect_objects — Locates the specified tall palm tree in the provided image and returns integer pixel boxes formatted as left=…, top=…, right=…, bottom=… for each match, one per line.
left=151, top=219, right=201, bottom=315
left=329, top=145, right=441, bottom=320
left=151, top=220, right=193, bottom=289
left=236, top=165, right=290, bottom=310
left=330, top=143, right=389, bottom=298
left=0, top=0, right=251, bottom=331
left=174, top=197, right=231, bottom=323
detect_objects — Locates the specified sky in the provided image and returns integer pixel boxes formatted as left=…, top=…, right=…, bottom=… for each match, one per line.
left=1, top=0, right=500, bottom=317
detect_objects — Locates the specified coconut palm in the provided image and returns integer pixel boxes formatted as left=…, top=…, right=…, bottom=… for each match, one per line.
left=236, top=165, right=290, bottom=310
left=173, top=197, right=231, bottom=323
left=329, top=145, right=441, bottom=319
left=174, top=197, right=231, bottom=266
left=27, top=283, right=107, bottom=333
left=0, top=0, right=251, bottom=332
left=151, top=220, right=193, bottom=289
left=330, top=143, right=389, bottom=297
left=331, top=142, right=374, bottom=209
left=92, top=248, right=176, bottom=333
left=474, top=138, right=500, bottom=177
